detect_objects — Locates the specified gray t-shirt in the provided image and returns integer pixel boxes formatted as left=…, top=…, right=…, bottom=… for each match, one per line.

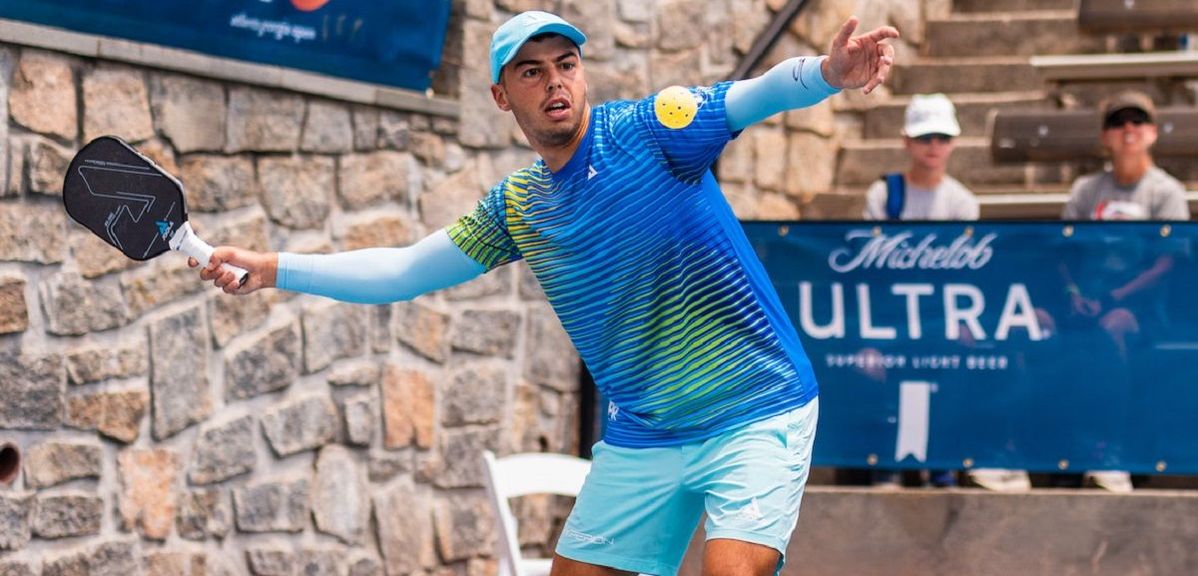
left=863, top=174, right=979, bottom=220
left=1061, top=166, right=1189, bottom=221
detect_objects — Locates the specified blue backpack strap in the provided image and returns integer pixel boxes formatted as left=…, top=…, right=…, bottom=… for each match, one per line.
left=883, top=172, right=905, bottom=220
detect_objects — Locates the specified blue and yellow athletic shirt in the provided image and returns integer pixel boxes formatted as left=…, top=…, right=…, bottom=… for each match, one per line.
left=447, top=82, right=817, bottom=447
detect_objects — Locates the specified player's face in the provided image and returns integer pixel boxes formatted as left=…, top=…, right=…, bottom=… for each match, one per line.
left=1101, top=108, right=1157, bottom=158
left=905, top=133, right=955, bottom=172
left=491, top=35, right=588, bottom=150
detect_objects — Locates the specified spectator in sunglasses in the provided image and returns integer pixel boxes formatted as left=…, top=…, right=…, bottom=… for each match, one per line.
left=863, top=93, right=979, bottom=221
left=1062, top=90, right=1188, bottom=221
left=1058, top=90, right=1188, bottom=493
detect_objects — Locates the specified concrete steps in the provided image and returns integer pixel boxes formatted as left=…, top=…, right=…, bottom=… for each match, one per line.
left=925, top=12, right=1106, bottom=58
left=953, top=0, right=1077, bottom=13
left=679, top=488, right=1198, bottom=575
left=891, top=58, right=1042, bottom=94
left=863, top=91, right=1049, bottom=138
left=836, top=138, right=1055, bottom=188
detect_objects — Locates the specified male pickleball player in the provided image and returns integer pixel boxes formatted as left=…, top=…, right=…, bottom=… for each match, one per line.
left=198, top=11, right=897, bottom=575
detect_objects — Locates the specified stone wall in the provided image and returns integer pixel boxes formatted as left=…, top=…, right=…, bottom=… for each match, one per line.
left=0, top=0, right=921, bottom=574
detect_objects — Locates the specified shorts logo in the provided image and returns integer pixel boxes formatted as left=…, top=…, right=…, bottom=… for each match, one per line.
left=735, top=498, right=764, bottom=522
left=564, top=528, right=615, bottom=546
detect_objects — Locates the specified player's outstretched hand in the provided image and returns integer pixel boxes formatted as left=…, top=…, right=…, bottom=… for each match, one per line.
left=189, top=247, right=278, bottom=295
left=822, top=16, right=899, bottom=94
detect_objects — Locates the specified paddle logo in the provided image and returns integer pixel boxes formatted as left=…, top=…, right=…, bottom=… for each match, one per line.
left=156, top=220, right=174, bottom=240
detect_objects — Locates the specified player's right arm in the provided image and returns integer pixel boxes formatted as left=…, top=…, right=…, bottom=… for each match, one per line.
left=199, top=179, right=520, bottom=301
left=197, top=229, right=485, bottom=302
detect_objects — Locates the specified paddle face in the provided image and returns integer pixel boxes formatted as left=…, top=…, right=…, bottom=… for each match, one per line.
left=62, top=136, right=187, bottom=261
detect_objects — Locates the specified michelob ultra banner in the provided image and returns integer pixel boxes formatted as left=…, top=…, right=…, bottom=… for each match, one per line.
left=0, top=0, right=451, bottom=91
left=747, top=221, right=1198, bottom=474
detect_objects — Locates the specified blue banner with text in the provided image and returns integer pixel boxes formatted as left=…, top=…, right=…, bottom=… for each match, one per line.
left=0, top=0, right=451, bottom=91
left=747, top=221, right=1198, bottom=474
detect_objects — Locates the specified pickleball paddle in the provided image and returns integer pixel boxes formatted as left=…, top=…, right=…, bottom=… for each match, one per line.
left=62, top=136, right=248, bottom=286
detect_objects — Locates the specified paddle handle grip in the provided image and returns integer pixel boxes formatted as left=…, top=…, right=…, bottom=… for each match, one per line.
left=172, top=222, right=249, bottom=287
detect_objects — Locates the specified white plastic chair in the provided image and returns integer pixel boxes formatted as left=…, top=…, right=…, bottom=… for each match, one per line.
left=482, top=450, right=592, bottom=576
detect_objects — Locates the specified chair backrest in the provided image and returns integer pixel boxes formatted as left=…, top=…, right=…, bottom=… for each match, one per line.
left=482, top=451, right=592, bottom=576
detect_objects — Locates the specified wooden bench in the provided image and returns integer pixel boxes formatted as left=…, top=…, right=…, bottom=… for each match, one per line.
left=1031, top=51, right=1198, bottom=81
left=990, top=108, right=1198, bottom=162
left=1078, top=0, right=1198, bottom=34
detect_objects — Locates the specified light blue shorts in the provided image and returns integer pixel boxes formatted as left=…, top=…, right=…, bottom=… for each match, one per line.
left=556, top=398, right=819, bottom=575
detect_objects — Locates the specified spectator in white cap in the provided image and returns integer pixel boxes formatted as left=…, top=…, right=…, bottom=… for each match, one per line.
left=863, top=93, right=979, bottom=220
left=861, top=94, right=1030, bottom=492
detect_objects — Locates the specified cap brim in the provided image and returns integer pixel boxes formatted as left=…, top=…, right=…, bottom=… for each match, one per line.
left=904, top=122, right=961, bottom=138
left=494, top=23, right=587, bottom=83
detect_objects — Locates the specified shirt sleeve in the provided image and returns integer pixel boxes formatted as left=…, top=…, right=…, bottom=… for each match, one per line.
left=445, top=180, right=524, bottom=271
left=630, top=81, right=739, bottom=184
left=862, top=180, right=887, bottom=220
left=1152, top=178, right=1191, bottom=221
left=1062, top=178, right=1089, bottom=220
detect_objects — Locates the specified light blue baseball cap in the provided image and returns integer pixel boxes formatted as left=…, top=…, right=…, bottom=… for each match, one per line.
left=490, top=11, right=587, bottom=84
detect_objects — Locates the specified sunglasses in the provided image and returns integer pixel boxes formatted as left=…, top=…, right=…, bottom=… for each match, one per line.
left=1103, top=109, right=1152, bottom=130
left=912, top=134, right=953, bottom=144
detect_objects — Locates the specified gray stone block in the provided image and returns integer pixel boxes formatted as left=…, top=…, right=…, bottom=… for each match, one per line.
left=297, top=548, right=346, bottom=576
left=0, top=559, right=36, bottom=576
left=24, top=440, right=102, bottom=488
left=338, top=151, right=410, bottom=209
left=233, top=478, right=309, bottom=533
left=0, top=202, right=66, bottom=264
left=245, top=546, right=293, bottom=576
left=0, top=493, right=30, bottom=551
left=301, top=301, right=367, bottom=374
left=224, top=322, right=300, bottom=401
left=176, top=488, right=231, bottom=541
left=344, top=393, right=375, bottom=447
left=27, top=134, right=72, bottom=197
left=41, top=273, right=128, bottom=336
left=312, top=446, right=369, bottom=544
left=178, top=154, right=256, bottom=212
left=375, top=477, right=436, bottom=575
left=443, top=364, right=507, bottom=427
left=451, top=310, right=520, bottom=358
left=0, top=353, right=64, bottom=430
left=226, top=87, right=303, bottom=152
left=42, top=539, right=137, bottom=576
left=189, top=415, right=256, bottom=484
left=302, top=100, right=354, bottom=153
left=66, top=342, right=147, bottom=385
left=394, top=301, right=450, bottom=363
left=433, top=491, right=495, bottom=562
left=261, top=395, right=338, bottom=457
left=82, top=66, right=154, bottom=143
left=150, top=73, right=227, bottom=152
left=31, top=492, right=103, bottom=538
left=149, top=304, right=212, bottom=439
left=258, top=155, right=333, bottom=230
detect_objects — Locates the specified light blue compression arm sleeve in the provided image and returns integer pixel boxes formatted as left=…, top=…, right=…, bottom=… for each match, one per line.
left=725, top=56, right=841, bottom=132
left=276, top=229, right=485, bottom=304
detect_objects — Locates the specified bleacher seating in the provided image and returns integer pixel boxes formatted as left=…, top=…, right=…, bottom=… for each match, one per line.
left=990, top=108, right=1198, bottom=162
left=1078, top=0, right=1198, bottom=33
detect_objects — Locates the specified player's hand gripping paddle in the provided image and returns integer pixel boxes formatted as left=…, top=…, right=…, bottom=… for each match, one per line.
left=62, top=136, right=248, bottom=287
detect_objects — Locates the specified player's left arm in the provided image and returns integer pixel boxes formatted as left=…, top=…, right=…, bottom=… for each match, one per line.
left=725, top=17, right=897, bottom=131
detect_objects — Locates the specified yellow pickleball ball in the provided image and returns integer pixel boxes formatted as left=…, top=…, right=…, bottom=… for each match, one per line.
left=655, top=85, right=698, bottom=129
